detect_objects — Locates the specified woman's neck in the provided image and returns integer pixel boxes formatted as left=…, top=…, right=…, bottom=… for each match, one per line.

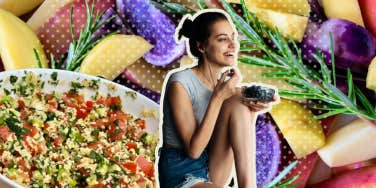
left=196, top=61, right=224, bottom=89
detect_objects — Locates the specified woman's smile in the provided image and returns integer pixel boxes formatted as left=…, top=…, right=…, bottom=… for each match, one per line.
left=203, top=20, right=239, bottom=67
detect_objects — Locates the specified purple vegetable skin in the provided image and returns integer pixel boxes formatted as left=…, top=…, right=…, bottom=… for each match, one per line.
left=301, top=18, right=376, bottom=73
left=116, top=0, right=185, bottom=66
left=91, top=7, right=131, bottom=41
left=114, top=74, right=161, bottom=104
left=256, top=115, right=281, bottom=188
left=308, top=0, right=326, bottom=23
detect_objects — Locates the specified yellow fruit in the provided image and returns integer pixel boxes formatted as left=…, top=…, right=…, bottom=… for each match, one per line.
left=366, top=57, right=376, bottom=90
left=322, top=0, right=364, bottom=26
left=248, top=6, right=308, bottom=42
left=227, top=0, right=310, bottom=16
left=225, top=0, right=308, bottom=41
left=27, top=0, right=76, bottom=31
left=79, top=34, right=153, bottom=80
left=0, top=9, right=47, bottom=70
left=0, top=0, right=44, bottom=16
left=270, top=99, right=325, bottom=158
left=318, top=118, right=376, bottom=167
left=126, top=58, right=167, bottom=92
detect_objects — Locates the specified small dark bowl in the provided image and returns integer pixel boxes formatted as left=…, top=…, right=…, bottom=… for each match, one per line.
left=242, top=85, right=275, bottom=102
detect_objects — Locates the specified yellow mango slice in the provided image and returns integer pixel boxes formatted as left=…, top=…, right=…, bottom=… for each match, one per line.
left=318, top=118, right=376, bottom=167
left=27, top=0, right=76, bottom=31
left=0, top=9, right=47, bottom=70
left=270, top=99, right=325, bottom=158
left=366, top=57, right=376, bottom=90
left=227, top=0, right=310, bottom=16
left=248, top=6, right=308, bottom=42
left=322, top=0, right=364, bottom=26
left=79, top=34, right=153, bottom=80
left=0, top=0, right=44, bottom=16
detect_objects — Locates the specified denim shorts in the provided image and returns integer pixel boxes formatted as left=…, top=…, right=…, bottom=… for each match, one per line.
left=158, top=147, right=210, bottom=188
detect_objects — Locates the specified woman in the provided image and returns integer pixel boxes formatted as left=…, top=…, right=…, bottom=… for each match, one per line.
left=158, top=10, right=277, bottom=188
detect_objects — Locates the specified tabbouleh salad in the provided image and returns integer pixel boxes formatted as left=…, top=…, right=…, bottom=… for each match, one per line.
left=0, top=71, right=157, bottom=188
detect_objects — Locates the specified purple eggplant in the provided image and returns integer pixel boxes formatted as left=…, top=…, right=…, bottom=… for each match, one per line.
left=256, top=115, right=281, bottom=188
left=116, top=0, right=185, bottom=66
left=301, top=18, right=376, bottom=73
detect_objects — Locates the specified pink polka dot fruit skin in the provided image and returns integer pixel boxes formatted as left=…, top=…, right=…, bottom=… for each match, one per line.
left=36, top=0, right=114, bottom=60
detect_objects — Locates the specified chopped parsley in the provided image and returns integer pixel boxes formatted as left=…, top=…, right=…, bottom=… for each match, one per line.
left=9, top=76, right=18, bottom=84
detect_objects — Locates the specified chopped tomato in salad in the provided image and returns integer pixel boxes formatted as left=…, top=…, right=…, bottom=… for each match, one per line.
left=0, top=87, right=156, bottom=187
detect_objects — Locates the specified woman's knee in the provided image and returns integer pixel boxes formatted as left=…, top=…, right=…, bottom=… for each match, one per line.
left=222, top=95, right=250, bottom=115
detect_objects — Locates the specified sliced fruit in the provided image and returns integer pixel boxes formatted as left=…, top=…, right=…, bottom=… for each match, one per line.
left=317, top=118, right=376, bottom=167
left=227, top=0, right=310, bottom=16
left=359, top=0, right=376, bottom=38
left=270, top=99, right=325, bottom=158
left=79, top=34, right=153, bottom=80
left=309, top=166, right=376, bottom=188
left=27, top=0, right=76, bottom=31
left=247, top=6, right=308, bottom=42
left=116, top=0, right=186, bottom=66
left=34, top=0, right=114, bottom=59
left=0, top=0, right=44, bottom=16
left=322, top=0, right=364, bottom=26
left=366, top=57, right=376, bottom=90
left=282, top=116, right=336, bottom=188
left=0, top=9, right=47, bottom=70
left=125, top=58, right=167, bottom=92
left=332, top=159, right=376, bottom=175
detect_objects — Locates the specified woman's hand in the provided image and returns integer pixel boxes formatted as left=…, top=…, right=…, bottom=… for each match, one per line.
left=212, top=68, right=241, bottom=102
left=241, top=94, right=280, bottom=112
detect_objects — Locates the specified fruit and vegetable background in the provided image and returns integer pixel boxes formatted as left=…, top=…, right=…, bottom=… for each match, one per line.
left=0, top=0, right=375, bottom=187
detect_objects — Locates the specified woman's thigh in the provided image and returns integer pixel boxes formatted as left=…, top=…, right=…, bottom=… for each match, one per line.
left=208, top=94, right=257, bottom=186
left=207, top=95, right=242, bottom=186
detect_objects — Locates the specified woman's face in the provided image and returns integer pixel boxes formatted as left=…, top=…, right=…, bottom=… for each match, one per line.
left=201, top=20, right=238, bottom=67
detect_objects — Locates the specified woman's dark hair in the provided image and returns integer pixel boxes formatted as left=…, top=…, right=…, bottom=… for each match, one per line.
left=177, top=11, right=228, bottom=61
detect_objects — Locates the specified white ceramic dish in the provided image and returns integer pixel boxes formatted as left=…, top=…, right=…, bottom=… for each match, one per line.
left=0, top=69, right=159, bottom=188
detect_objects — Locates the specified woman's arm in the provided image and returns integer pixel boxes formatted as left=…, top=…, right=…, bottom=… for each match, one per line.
left=168, top=82, right=223, bottom=159
left=168, top=70, right=239, bottom=159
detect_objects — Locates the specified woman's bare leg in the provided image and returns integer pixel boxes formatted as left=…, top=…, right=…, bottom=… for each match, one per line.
left=208, top=95, right=257, bottom=188
left=192, top=182, right=223, bottom=188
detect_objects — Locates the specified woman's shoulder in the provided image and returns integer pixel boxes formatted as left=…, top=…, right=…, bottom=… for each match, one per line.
left=168, top=67, right=194, bottom=82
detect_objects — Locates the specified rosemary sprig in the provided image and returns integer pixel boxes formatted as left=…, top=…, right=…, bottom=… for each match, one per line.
left=263, top=161, right=300, bottom=188
left=33, top=48, right=43, bottom=68
left=197, top=0, right=209, bottom=9
left=150, top=0, right=195, bottom=15
left=63, top=0, right=117, bottom=71
left=219, top=0, right=376, bottom=122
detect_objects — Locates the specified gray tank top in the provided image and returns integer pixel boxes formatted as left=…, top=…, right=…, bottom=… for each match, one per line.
left=162, top=68, right=212, bottom=148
